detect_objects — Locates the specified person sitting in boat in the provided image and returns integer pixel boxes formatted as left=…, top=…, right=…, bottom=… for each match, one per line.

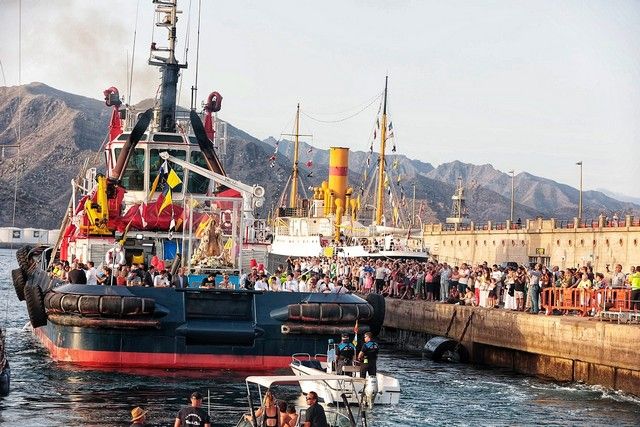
left=357, top=332, right=379, bottom=377
left=302, top=391, right=327, bottom=427
left=336, top=333, right=356, bottom=375
left=218, top=273, right=233, bottom=290
left=153, top=270, right=170, bottom=287
left=245, top=390, right=280, bottom=427
left=200, top=272, right=217, bottom=289
left=174, top=391, right=210, bottom=427
left=129, top=406, right=148, bottom=426
left=283, top=404, right=298, bottom=427
left=254, top=274, right=269, bottom=291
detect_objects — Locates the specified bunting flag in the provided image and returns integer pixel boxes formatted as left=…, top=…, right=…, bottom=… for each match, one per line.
left=373, top=129, right=376, bottom=140
left=307, top=147, right=313, bottom=154
left=366, top=157, right=371, bottom=167
left=195, top=216, right=211, bottom=238
left=388, top=121, right=393, bottom=131
left=148, top=160, right=169, bottom=201
left=388, top=131, right=395, bottom=139
left=305, top=160, right=313, bottom=168
left=369, top=144, right=373, bottom=153
left=306, top=172, right=313, bottom=178
left=139, top=203, right=148, bottom=228
left=392, top=158, right=399, bottom=169
left=168, top=216, right=176, bottom=240
left=157, top=165, right=183, bottom=215
left=376, top=118, right=379, bottom=128
left=392, top=144, right=397, bottom=152
left=393, top=206, right=399, bottom=226
left=274, top=140, right=280, bottom=153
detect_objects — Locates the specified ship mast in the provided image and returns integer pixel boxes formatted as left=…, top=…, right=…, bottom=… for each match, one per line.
left=375, top=76, right=389, bottom=225
left=282, top=104, right=311, bottom=209
left=289, top=104, right=301, bottom=209
left=149, top=0, right=187, bottom=133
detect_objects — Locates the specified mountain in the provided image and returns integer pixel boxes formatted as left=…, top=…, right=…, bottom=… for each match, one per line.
left=1, top=83, right=637, bottom=229
left=424, top=161, right=639, bottom=220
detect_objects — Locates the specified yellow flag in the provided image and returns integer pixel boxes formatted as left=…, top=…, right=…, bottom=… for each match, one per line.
left=195, top=216, right=211, bottom=238
left=147, top=173, right=160, bottom=201
left=166, top=169, right=182, bottom=189
left=158, top=190, right=172, bottom=214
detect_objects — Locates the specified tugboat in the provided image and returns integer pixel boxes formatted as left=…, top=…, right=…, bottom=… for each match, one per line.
left=10, top=0, right=384, bottom=370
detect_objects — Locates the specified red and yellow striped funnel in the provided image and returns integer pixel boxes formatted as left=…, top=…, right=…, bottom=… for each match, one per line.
left=328, top=147, right=349, bottom=214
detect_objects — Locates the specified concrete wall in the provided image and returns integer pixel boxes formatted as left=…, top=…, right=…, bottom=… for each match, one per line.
left=423, top=216, right=640, bottom=271
left=383, top=298, right=640, bottom=395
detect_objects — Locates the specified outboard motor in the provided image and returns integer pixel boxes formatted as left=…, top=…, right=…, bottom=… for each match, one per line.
left=364, top=375, right=378, bottom=408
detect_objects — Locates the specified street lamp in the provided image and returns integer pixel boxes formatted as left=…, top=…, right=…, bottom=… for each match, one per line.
left=508, top=170, right=515, bottom=222
left=576, top=161, right=583, bottom=222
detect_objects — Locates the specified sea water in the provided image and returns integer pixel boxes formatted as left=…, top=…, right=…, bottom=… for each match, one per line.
left=1, top=249, right=639, bottom=426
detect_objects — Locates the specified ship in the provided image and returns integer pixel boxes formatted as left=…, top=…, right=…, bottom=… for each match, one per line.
left=9, top=0, right=384, bottom=370
left=267, top=77, right=429, bottom=270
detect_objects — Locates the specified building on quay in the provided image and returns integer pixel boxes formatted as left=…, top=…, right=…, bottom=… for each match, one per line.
left=422, top=215, right=640, bottom=271
left=0, top=227, right=59, bottom=248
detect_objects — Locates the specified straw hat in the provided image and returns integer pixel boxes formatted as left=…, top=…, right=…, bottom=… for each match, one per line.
left=130, top=407, right=148, bottom=422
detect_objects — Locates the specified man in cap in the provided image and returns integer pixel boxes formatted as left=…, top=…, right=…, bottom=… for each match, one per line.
left=130, top=406, right=148, bottom=426
left=174, top=391, right=211, bottom=427
left=335, top=333, right=356, bottom=375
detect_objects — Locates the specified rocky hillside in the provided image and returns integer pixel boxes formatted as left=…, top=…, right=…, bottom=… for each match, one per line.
left=0, top=83, right=637, bottom=229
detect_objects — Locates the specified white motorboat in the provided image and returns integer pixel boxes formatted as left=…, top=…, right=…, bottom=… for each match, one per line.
left=235, top=374, right=370, bottom=427
left=290, top=352, right=400, bottom=407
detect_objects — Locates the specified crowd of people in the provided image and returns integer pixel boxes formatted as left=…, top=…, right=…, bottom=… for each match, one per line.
left=245, top=256, right=640, bottom=315
left=50, top=252, right=640, bottom=314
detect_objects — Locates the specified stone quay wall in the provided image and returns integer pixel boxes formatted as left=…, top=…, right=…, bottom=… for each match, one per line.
left=422, top=216, right=640, bottom=271
left=382, top=298, right=640, bottom=396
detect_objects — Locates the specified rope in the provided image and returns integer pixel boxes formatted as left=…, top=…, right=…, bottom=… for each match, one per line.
left=11, top=0, right=22, bottom=234
left=301, top=92, right=381, bottom=124
left=127, top=0, right=141, bottom=105
left=178, top=0, right=193, bottom=107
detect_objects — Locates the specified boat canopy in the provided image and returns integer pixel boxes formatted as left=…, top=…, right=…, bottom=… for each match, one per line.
left=245, top=374, right=365, bottom=388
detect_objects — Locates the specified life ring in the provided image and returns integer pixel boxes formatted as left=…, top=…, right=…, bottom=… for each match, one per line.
left=105, top=248, right=126, bottom=266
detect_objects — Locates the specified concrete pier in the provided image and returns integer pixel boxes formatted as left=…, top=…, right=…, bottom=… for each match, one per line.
left=382, top=299, right=640, bottom=395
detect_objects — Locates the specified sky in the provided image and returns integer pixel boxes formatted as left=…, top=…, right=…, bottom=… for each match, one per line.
left=1, top=0, right=639, bottom=198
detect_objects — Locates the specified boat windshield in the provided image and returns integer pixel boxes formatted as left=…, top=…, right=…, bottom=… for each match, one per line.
left=187, top=151, right=210, bottom=194
left=115, top=148, right=145, bottom=191
left=150, top=148, right=185, bottom=192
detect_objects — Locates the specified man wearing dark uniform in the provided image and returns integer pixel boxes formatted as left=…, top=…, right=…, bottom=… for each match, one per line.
left=335, top=333, right=356, bottom=375
left=357, top=332, right=379, bottom=377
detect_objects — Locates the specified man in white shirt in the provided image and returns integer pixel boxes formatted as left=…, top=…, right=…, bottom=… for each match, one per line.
left=283, top=273, right=299, bottom=292
left=85, top=261, right=98, bottom=286
left=298, top=275, right=308, bottom=292
left=254, top=275, right=269, bottom=291
left=458, top=263, right=470, bottom=292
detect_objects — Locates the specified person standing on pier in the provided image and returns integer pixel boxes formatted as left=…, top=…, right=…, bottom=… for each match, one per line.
left=629, top=266, right=640, bottom=310
left=357, top=331, right=379, bottom=377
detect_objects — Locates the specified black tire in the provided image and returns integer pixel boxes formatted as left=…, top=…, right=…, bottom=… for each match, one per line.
left=24, top=284, right=47, bottom=328
left=16, top=245, right=36, bottom=277
left=11, top=269, right=26, bottom=301
left=365, top=293, right=385, bottom=336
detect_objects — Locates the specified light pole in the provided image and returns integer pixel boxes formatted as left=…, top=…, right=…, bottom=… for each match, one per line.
left=508, top=170, right=515, bottom=222
left=576, top=161, right=583, bottom=222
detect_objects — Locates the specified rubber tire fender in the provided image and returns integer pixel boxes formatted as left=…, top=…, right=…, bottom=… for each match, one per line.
left=365, top=293, right=385, bottom=336
left=24, top=283, right=47, bottom=328
left=16, top=245, right=36, bottom=278
left=11, top=269, right=26, bottom=301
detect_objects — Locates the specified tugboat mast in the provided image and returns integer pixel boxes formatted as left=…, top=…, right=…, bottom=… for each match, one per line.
left=375, top=76, right=389, bottom=225
left=148, top=0, right=188, bottom=132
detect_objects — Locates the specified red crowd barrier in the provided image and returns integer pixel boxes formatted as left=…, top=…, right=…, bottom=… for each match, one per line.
left=541, top=288, right=633, bottom=316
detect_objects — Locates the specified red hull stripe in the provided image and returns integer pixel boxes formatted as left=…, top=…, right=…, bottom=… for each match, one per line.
left=328, top=166, right=348, bottom=176
left=34, top=328, right=292, bottom=370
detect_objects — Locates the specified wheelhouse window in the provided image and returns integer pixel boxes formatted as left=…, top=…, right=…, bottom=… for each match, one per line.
left=187, top=151, right=209, bottom=194
left=12, top=230, right=21, bottom=239
left=150, top=149, right=185, bottom=193
left=115, top=148, right=145, bottom=191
